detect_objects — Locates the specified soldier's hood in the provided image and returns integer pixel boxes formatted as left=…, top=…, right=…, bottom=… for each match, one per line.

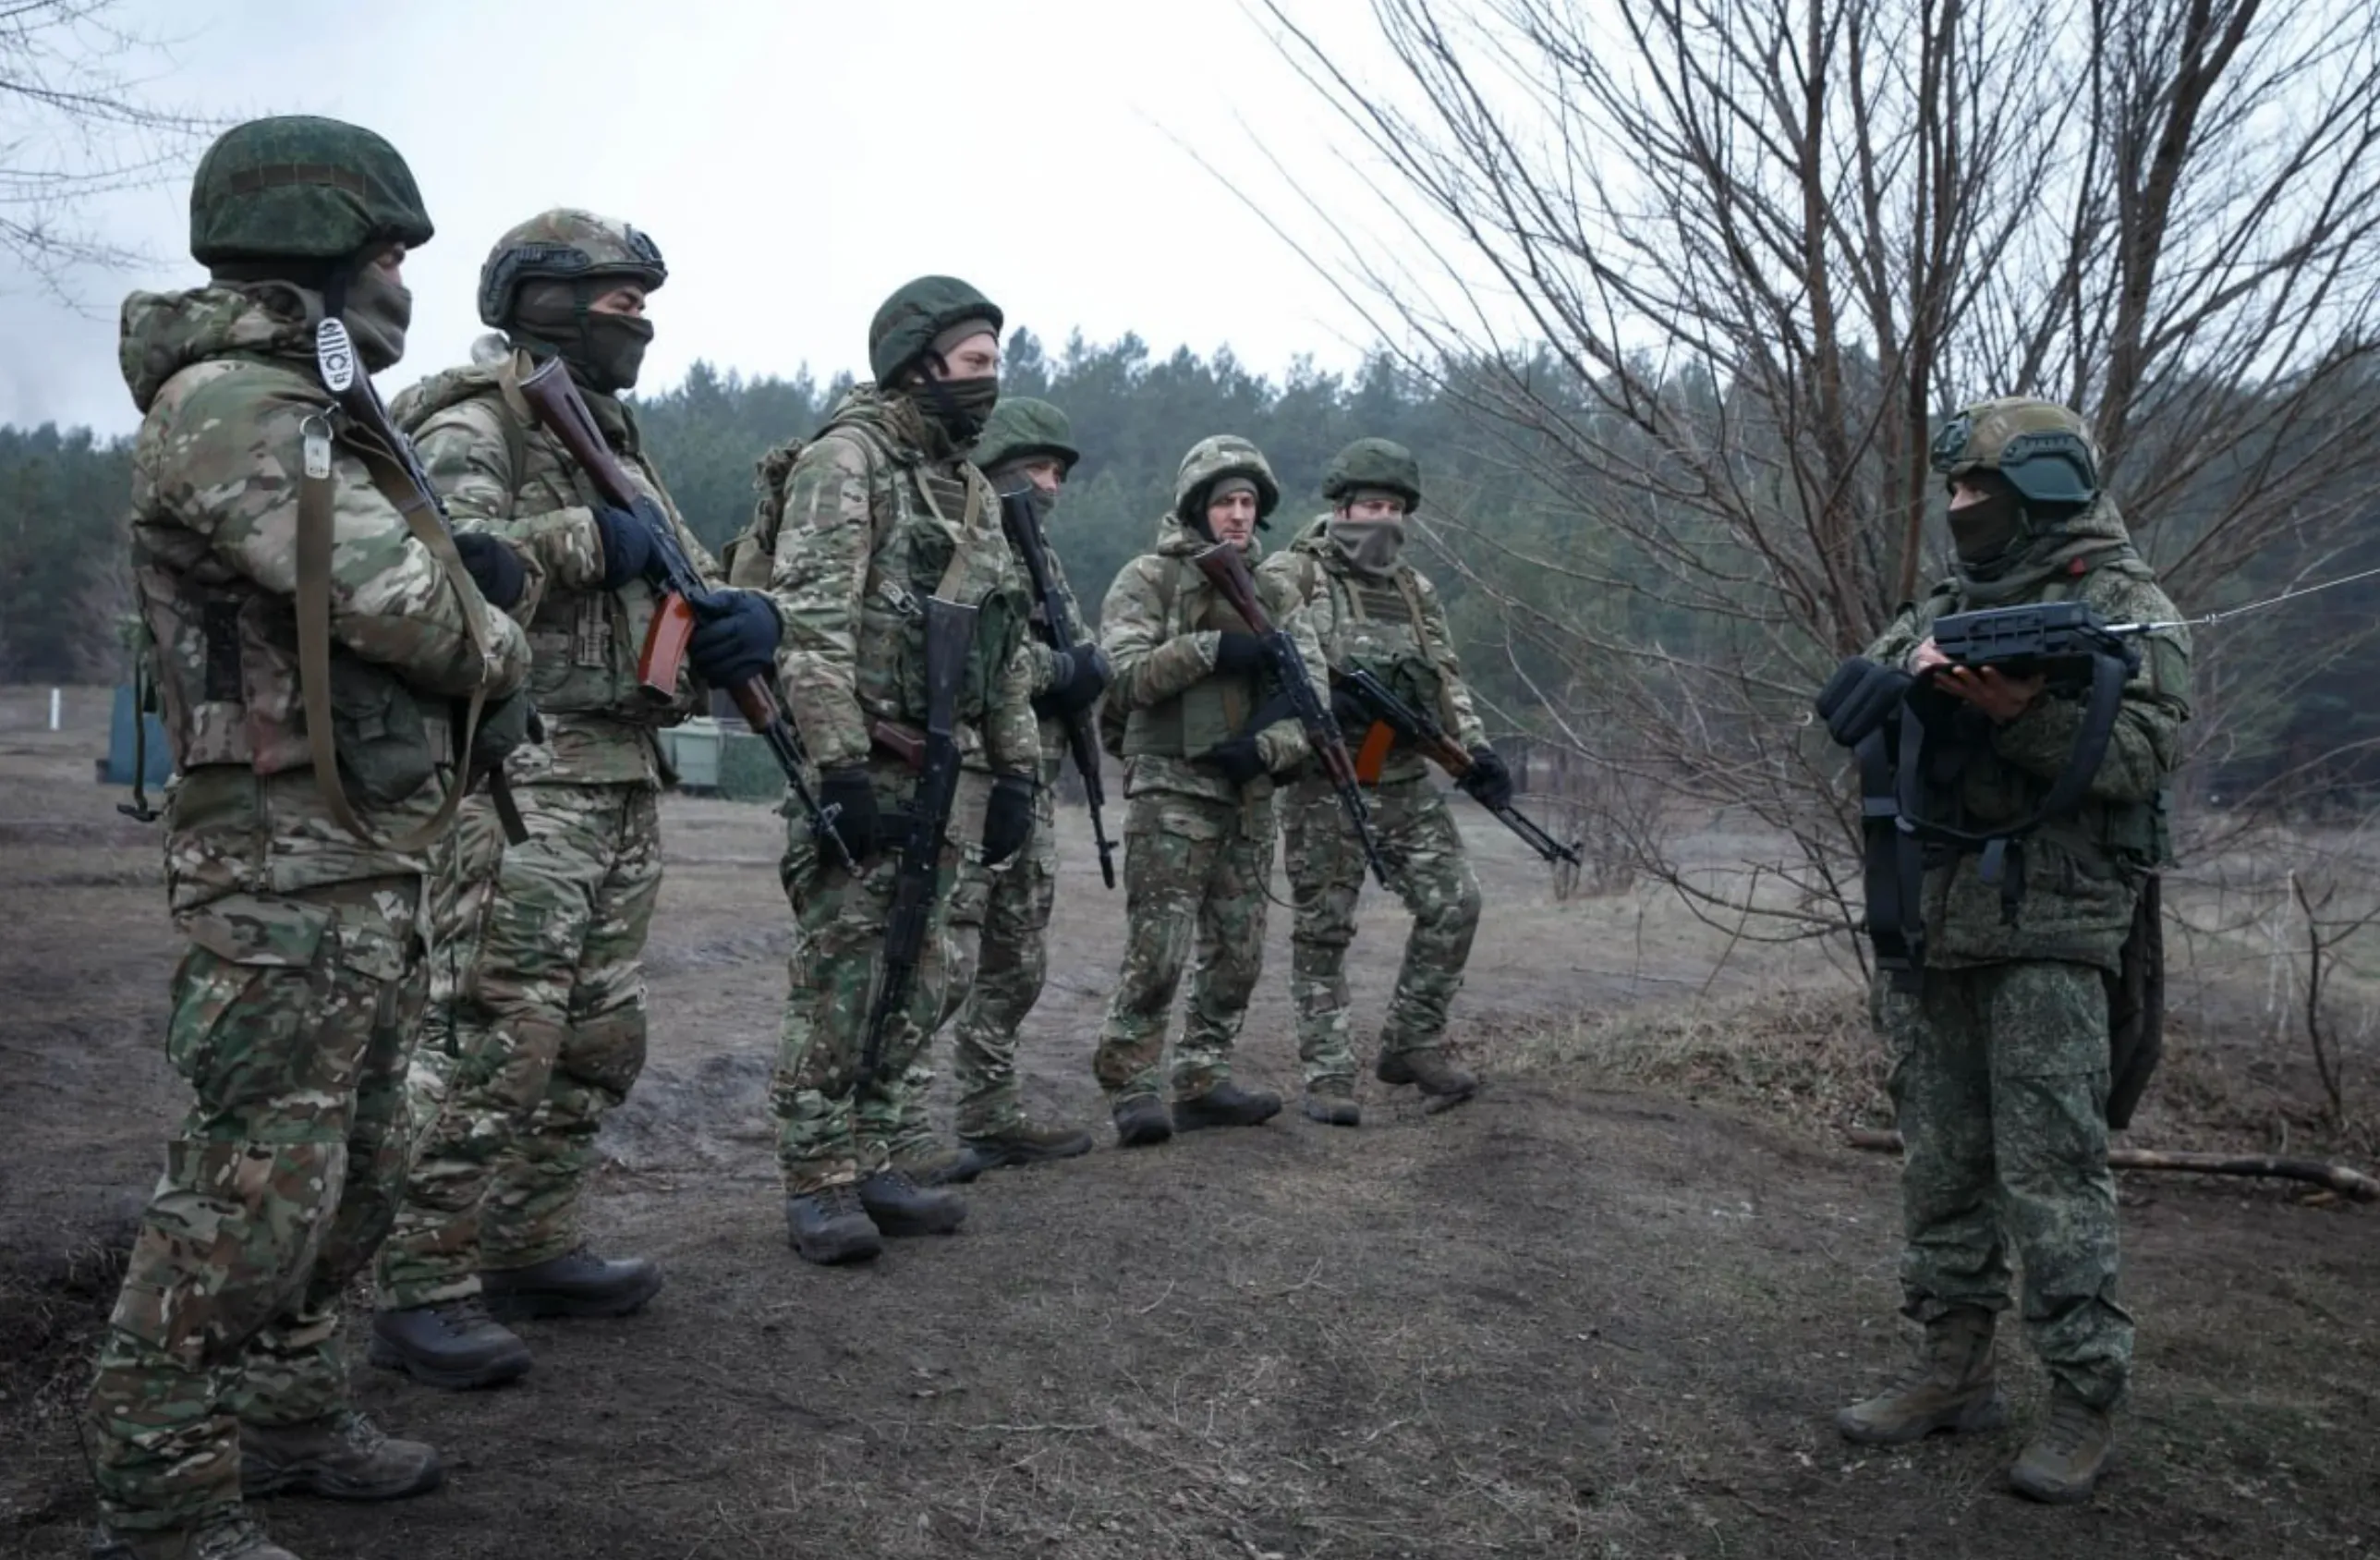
left=1153, top=510, right=1267, bottom=564
left=119, top=284, right=320, bottom=413
left=389, top=344, right=502, bottom=433
left=1955, top=494, right=2138, bottom=605
left=824, top=382, right=956, bottom=461
left=1288, top=512, right=1334, bottom=556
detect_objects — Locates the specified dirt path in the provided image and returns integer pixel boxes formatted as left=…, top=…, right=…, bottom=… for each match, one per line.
left=4, top=687, right=2374, bottom=1559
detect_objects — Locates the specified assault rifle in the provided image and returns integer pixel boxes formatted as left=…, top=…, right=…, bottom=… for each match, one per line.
left=509, top=351, right=856, bottom=875
left=995, top=485, right=1117, bottom=888
left=856, top=596, right=978, bottom=1087
left=1333, top=666, right=1583, bottom=868
left=1192, top=542, right=1392, bottom=889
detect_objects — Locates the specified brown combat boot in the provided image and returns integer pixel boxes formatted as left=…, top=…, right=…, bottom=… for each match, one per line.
left=2010, top=1386, right=2116, bottom=1504
left=953, top=1118, right=1097, bottom=1176
left=238, top=1410, right=442, bottom=1501
left=1835, top=1307, right=2010, bottom=1445
left=1300, top=1077, right=1361, bottom=1127
left=91, top=1513, right=298, bottom=1560
left=1376, top=1047, right=1478, bottom=1111
left=896, top=1143, right=983, bottom=1187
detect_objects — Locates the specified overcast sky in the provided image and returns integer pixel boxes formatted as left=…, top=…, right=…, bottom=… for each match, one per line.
left=1, top=0, right=1400, bottom=435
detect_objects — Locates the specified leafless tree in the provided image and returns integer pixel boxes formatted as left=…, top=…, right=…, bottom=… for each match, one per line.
left=1256, top=0, right=2380, bottom=959
left=2, top=1, right=212, bottom=294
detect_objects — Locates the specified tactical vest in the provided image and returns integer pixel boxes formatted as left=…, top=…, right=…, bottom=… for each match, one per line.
left=1308, top=557, right=1447, bottom=721
left=736, top=421, right=1023, bottom=730
left=397, top=373, right=697, bottom=725
left=132, top=360, right=452, bottom=796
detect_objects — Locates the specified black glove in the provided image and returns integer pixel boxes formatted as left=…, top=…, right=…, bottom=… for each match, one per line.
left=1462, top=744, right=1514, bottom=809
left=1033, top=641, right=1111, bottom=719
left=468, top=690, right=543, bottom=774
left=1330, top=685, right=1375, bottom=737
left=1208, top=735, right=1269, bottom=787
left=592, top=504, right=656, bottom=591
left=1814, top=655, right=1912, bottom=749
left=817, top=765, right=880, bottom=866
left=453, top=532, right=525, bottom=612
left=981, top=774, right=1037, bottom=866
left=1212, top=630, right=1266, bottom=676
left=686, top=588, right=781, bottom=689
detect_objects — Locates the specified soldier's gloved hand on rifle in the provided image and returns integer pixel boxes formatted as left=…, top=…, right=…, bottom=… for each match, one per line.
left=1208, top=735, right=1269, bottom=787
left=1211, top=630, right=1266, bottom=676
left=453, top=532, right=526, bottom=611
left=1463, top=745, right=1514, bottom=809
left=591, top=503, right=657, bottom=591
left=1032, top=641, right=1111, bottom=719
left=686, top=588, right=782, bottom=689
left=981, top=774, right=1037, bottom=866
left=818, top=765, right=880, bottom=865
left=469, top=691, right=543, bottom=774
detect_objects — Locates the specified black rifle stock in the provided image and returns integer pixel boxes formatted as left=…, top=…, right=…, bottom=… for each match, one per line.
left=1191, top=542, right=1391, bottom=889
left=995, top=487, right=1117, bottom=889
left=856, top=595, right=978, bottom=1088
left=1334, top=666, right=1584, bottom=868
left=510, top=353, right=856, bottom=875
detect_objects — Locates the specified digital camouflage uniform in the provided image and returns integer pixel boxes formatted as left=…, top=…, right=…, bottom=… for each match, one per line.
left=887, top=398, right=1099, bottom=1170
left=1092, top=439, right=1323, bottom=1107
left=1264, top=507, right=1486, bottom=1091
left=373, top=211, right=713, bottom=1327
left=739, top=370, right=1037, bottom=1202
left=87, top=118, right=530, bottom=1552
left=1841, top=397, right=2191, bottom=1501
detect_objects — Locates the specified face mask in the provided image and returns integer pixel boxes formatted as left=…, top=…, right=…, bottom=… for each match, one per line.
left=923, top=374, right=1000, bottom=442
left=1333, top=518, right=1405, bottom=575
left=575, top=312, right=654, bottom=393
left=1949, top=488, right=2024, bottom=566
left=342, top=266, right=413, bottom=373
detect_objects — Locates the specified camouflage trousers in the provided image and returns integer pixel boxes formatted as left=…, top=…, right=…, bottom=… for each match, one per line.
left=375, top=782, right=661, bottom=1310
left=770, top=767, right=989, bottom=1196
left=1884, top=959, right=2133, bottom=1408
left=1092, top=787, right=1275, bottom=1103
left=1281, top=772, right=1481, bottom=1085
left=87, top=875, right=428, bottom=1532
left=886, top=774, right=1063, bottom=1161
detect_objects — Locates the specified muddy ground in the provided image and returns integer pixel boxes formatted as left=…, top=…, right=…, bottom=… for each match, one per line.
left=3, top=685, right=2374, bottom=1559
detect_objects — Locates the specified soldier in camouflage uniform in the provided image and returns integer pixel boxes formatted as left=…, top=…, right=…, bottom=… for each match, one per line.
left=1262, top=440, right=1501, bottom=1124
left=1832, top=398, right=2191, bottom=1505
left=734, top=276, right=1043, bottom=1265
left=367, top=211, right=774, bottom=1386
left=888, top=397, right=1104, bottom=1183
left=86, top=116, right=534, bottom=1560
left=1091, top=437, right=1326, bottom=1145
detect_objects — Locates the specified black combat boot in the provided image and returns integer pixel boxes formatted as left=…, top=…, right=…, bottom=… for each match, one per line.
left=1300, top=1077, right=1361, bottom=1127
left=1112, top=1094, right=1173, bottom=1148
left=480, top=1246, right=664, bottom=1322
left=1173, top=1079, right=1283, bottom=1130
left=954, top=1118, right=1096, bottom=1176
left=856, top=1168, right=967, bottom=1237
left=238, top=1410, right=443, bottom=1501
left=1376, top=1047, right=1478, bottom=1111
left=785, top=1183, right=883, bottom=1265
left=365, top=1296, right=532, bottom=1391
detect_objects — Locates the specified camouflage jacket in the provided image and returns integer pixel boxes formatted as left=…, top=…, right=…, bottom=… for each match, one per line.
left=1098, top=514, right=1324, bottom=804
left=120, top=285, right=529, bottom=908
left=1864, top=500, right=2192, bottom=969
left=1264, top=513, right=1486, bottom=785
left=395, top=340, right=726, bottom=786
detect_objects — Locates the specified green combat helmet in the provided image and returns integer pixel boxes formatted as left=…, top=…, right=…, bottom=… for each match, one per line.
left=1174, top=435, right=1281, bottom=532
left=188, top=115, right=432, bottom=265
left=971, top=396, right=1081, bottom=478
left=1930, top=396, right=2099, bottom=508
left=868, top=275, right=1002, bottom=384
left=1322, top=437, right=1423, bottom=511
left=476, top=208, right=667, bottom=328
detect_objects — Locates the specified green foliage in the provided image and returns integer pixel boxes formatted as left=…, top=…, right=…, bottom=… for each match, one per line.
left=0, top=424, right=133, bottom=681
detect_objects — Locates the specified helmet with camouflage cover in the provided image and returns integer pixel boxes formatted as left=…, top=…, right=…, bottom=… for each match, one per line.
left=1931, top=396, right=2100, bottom=509
left=189, top=115, right=432, bottom=266
left=971, top=396, right=1081, bottom=478
left=478, top=209, right=666, bottom=328
left=868, top=275, right=1003, bottom=384
left=1174, top=435, right=1281, bottom=532
left=1322, top=437, right=1422, bottom=511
